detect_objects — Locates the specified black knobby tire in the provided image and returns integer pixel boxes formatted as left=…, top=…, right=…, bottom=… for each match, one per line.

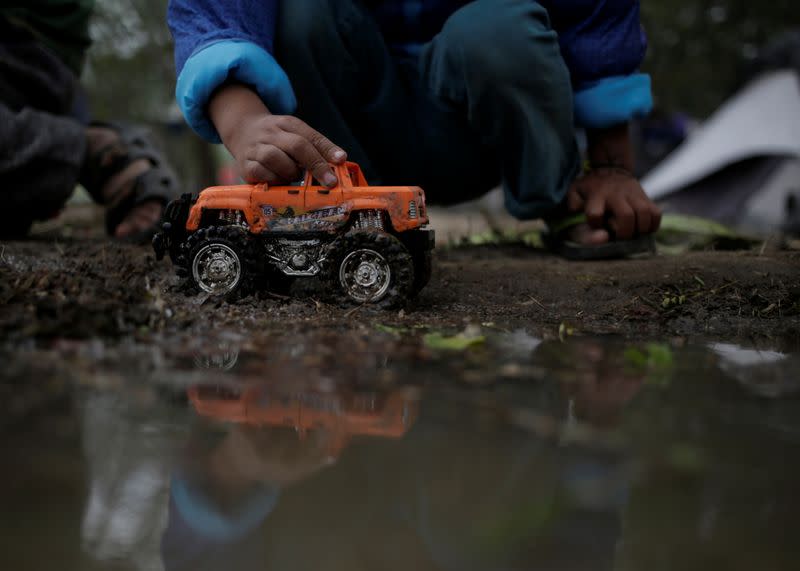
left=411, top=250, right=432, bottom=296
left=324, top=229, right=414, bottom=308
left=179, top=225, right=256, bottom=299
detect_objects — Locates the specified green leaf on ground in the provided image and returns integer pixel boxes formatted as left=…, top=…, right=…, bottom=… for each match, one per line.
left=658, top=214, right=738, bottom=237
left=656, top=214, right=760, bottom=254
left=374, top=323, right=407, bottom=336
left=423, top=331, right=485, bottom=351
left=465, top=232, right=500, bottom=246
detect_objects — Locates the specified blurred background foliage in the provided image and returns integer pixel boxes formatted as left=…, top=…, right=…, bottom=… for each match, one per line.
left=641, top=0, right=798, bottom=116
left=80, top=0, right=800, bottom=185
left=85, top=0, right=175, bottom=122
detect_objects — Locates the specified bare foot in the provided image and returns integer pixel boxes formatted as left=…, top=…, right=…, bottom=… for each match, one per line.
left=114, top=200, right=162, bottom=238
left=566, top=222, right=610, bottom=246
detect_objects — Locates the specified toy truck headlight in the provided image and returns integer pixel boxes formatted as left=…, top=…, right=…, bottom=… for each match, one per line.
left=408, top=200, right=418, bottom=219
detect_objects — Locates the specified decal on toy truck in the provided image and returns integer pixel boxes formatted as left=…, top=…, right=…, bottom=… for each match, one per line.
left=267, top=204, right=349, bottom=231
left=152, top=162, right=434, bottom=307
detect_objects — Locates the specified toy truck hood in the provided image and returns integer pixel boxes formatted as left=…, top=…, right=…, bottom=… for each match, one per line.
left=343, top=185, right=429, bottom=227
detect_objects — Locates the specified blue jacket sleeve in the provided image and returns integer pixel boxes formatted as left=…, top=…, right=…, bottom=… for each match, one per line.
left=543, top=0, right=653, bottom=129
left=167, top=0, right=297, bottom=142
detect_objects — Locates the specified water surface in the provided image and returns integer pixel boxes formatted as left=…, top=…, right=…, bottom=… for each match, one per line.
left=2, top=332, right=799, bottom=571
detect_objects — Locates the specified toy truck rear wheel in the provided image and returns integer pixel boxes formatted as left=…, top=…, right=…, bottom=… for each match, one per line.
left=326, top=230, right=414, bottom=307
left=412, top=251, right=432, bottom=295
left=398, top=228, right=435, bottom=297
left=183, top=226, right=254, bottom=298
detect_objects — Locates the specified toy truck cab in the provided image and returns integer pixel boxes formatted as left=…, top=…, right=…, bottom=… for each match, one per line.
left=153, top=162, right=434, bottom=306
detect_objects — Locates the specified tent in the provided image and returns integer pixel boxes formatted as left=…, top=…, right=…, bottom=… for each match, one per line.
left=642, top=69, right=800, bottom=234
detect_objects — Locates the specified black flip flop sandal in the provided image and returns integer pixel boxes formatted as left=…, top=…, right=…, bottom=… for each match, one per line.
left=543, top=213, right=656, bottom=261
left=80, top=121, right=182, bottom=241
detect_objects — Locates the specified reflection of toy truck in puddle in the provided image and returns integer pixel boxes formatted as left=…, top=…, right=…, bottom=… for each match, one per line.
left=152, top=162, right=434, bottom=306
left=188, top=385, right=419, bottom=458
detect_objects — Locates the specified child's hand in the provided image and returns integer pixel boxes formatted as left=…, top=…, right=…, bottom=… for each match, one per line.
left=209, top=84, right=347, bottom=186
left=567, top=168, right=662, bottom=240
left=565, top=124, right=663, bottom=242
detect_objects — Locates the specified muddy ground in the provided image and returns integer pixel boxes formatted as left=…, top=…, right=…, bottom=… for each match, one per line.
left=2, top=238, right=799, bottom=345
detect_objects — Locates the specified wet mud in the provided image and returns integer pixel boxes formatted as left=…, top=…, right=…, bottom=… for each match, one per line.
left=1, top=238, right=799, bottom=344
left=2, top=330, right=800, bottom=570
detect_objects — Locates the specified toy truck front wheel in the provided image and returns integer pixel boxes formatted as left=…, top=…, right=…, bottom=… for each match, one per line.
left=183, top=226, right=253, bottom=298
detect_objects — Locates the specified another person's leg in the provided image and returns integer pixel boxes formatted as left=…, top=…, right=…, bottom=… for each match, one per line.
left=0, top=31, right=87, bottom=238
left=0, top=23, right=177, bottom=240
left=0, top=104, right=86, bottom=239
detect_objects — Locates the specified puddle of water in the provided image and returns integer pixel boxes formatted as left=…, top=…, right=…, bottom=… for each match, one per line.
left=2, top=332, right=800, bottom=571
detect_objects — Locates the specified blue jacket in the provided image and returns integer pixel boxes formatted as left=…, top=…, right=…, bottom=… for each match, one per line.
left=168, top=0, right=652, bottom=142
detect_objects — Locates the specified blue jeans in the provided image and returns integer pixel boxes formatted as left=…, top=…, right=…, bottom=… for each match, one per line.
left=274, top=0, right=581, bottom=220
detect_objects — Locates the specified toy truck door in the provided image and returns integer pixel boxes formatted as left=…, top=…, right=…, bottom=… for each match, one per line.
left=303, top=170, right=347, bottom=229
left=304, top=170, right=344, bottom=211
left=253, top=181, right=305, bottom=230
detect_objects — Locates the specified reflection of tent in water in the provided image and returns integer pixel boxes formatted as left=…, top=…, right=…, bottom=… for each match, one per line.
left=643, top=69, right=800, bottom=234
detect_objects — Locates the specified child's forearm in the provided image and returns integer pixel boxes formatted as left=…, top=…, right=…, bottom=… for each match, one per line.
left=209, top=84, right=270, bottom=148
left=586, top=123, right=635, bottom=173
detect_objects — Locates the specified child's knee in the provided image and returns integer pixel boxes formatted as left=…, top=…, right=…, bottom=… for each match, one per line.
left=431, top=0, right=570, bottom=96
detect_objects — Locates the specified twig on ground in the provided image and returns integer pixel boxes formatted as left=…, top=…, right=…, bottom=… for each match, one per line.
left=759, top=236, right=770, bottom=256
left=522, top=294, right=547, bottom=310
left=265, top=291, right=291, bottom=301
left=344, top=301, right=371, bottom=318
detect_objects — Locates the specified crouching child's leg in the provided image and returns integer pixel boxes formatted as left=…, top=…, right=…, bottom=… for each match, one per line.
left=420, top=0, right=582, bottom=220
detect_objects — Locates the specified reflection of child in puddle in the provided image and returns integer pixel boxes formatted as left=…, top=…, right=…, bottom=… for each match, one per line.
left=162, top=422, right=335, bottom=571
left=161, top=342, right=650, bottom=571
left=535, top=338, right=646, bottom=431
left=391, top=342, right=648, bottom=571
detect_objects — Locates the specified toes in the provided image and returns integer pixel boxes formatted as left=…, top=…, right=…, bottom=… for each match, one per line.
left=585, top=228, right=610, bottom=246
left=567, top=223, right=610, bottom=246
left=115, top=201, right=162, bottom=238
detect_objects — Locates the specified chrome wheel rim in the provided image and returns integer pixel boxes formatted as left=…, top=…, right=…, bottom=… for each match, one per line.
left=192, top=243, right=242, bottom=295
left=339, top=248, right=391, bottom=303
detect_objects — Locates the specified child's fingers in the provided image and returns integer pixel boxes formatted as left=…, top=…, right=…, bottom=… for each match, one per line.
left=607, top=195, right=635, bottom=239
left=278, top=116, right=347, bottom=163
left=631, top=198, right=653, bottom=235
left=566, top=185, right=585, bottom=212
left=275, top=132, right=338, bottom=187
left=251, top=144, right=300, bottom=182
left=308, top=130, right=347, bottom=164
left=584, top=192, right=607, bottom=229
left=241, top=159, right=282, bottom=184
left=650, top=203, right=663, bottom=232
left=650, top=204, right=661, bottom=232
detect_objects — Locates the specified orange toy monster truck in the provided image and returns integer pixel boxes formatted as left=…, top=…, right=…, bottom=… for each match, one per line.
left=152, top=162, right=433, bottom=306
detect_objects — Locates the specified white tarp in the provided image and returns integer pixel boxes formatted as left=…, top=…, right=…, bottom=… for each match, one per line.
left=643, top=70, right=800, bottom=200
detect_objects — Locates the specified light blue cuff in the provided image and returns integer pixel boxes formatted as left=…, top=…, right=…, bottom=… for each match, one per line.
left=176, top=39, right=297, bottom=143
left=172, top=475, right=280, bottom=541
left=573, top=74, right=653, bottom=129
